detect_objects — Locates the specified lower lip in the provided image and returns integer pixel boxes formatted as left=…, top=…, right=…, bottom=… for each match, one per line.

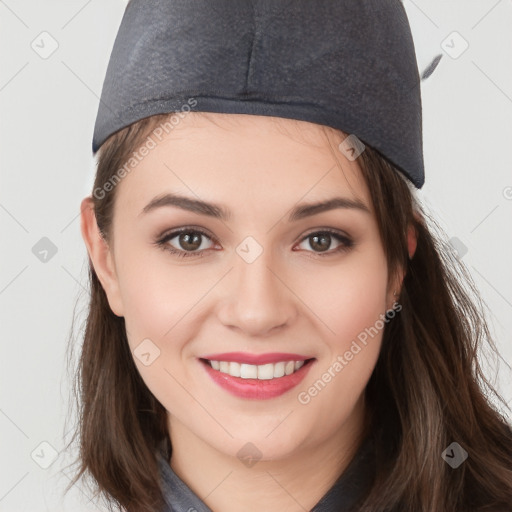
left=199, top=358, right=316, bottom=399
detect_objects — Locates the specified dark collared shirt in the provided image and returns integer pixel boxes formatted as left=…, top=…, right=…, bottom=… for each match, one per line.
left=156, top=436, right=376, bottom=512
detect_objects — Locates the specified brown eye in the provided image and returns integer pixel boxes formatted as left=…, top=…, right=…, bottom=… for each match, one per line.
left=309, top=233, right=331, bottom=252
left=296, top=230, right=354, bottom=256
left=156, top=228, right=216, bottom=258
left=177, top=232, right=203, bottom=251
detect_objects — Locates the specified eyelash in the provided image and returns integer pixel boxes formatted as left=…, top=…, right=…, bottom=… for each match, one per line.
left=154, top=227, right=354, bottom=259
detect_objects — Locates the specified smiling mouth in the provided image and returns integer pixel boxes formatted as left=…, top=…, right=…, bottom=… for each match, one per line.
left=200, top=358, right=316, bottom=380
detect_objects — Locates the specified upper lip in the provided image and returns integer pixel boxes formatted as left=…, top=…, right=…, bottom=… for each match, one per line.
left=201, top=352, right=314, bottom=365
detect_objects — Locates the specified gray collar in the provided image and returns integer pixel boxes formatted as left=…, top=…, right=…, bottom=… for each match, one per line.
left=156, top=436, right=375, bottom=512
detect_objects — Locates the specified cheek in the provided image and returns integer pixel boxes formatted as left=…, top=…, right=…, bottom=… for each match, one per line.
left=301, top=249, right=389, bottom=347
left=116, top=254, right=197, bottom=410
left=294, top=247, right=388, bottom=405
left=119, top=270, right=174, bottom=346
left=295, top=256, right=388, bottom=436
left=115, top=239, right=199, bottom=343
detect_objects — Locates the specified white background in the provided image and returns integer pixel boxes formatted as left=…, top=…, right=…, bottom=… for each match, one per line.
left=1, top=0, right=511, bottom=510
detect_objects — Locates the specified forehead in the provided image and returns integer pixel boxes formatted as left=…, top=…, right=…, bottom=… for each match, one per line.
left=112, top=112, right=372, bottom=220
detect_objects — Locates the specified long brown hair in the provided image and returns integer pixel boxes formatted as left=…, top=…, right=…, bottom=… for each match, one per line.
left=64, top=113, right=512, bottom=512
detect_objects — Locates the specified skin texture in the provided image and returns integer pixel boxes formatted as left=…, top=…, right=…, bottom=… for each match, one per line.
left=81, top=113, right=416, bottom=512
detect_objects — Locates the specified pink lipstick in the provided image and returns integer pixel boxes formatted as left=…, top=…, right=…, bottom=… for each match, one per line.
left=199, top=353, right=316, bottom=399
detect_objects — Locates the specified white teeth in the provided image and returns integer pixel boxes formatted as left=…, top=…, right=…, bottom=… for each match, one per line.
left=207, top=359, right=308, bottom=379
left=257, top=363, right=274, bottom=380
left=229, top=361, right=241, bottom=377
left=285, top=361, right=295, bottom=375
left=273, top=361, right=285, bottom=378
left=240, top=363, right=258, bottom=379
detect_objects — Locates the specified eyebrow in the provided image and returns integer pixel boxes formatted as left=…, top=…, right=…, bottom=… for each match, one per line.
left=139, top=192, right=371, bottom=222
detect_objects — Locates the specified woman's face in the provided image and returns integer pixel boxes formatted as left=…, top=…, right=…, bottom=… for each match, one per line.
left=84, top=112, right=398, bottom=462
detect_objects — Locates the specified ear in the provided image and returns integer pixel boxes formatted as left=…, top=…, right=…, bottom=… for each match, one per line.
left=387, top=222, right=418, bottom=307
left=80, top=197, right=125, bottom=317
left=407, top=222, right=418, bottom=260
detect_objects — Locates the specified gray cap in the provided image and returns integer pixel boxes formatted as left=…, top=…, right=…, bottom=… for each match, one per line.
left=92, top=0, right=428, bottom=188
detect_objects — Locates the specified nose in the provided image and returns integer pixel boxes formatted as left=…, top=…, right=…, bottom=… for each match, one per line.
left=216, top=248, right=298, bottom=337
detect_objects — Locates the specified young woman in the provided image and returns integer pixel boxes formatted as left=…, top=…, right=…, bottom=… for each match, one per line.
left=65, top=1, right=512, bottom=511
